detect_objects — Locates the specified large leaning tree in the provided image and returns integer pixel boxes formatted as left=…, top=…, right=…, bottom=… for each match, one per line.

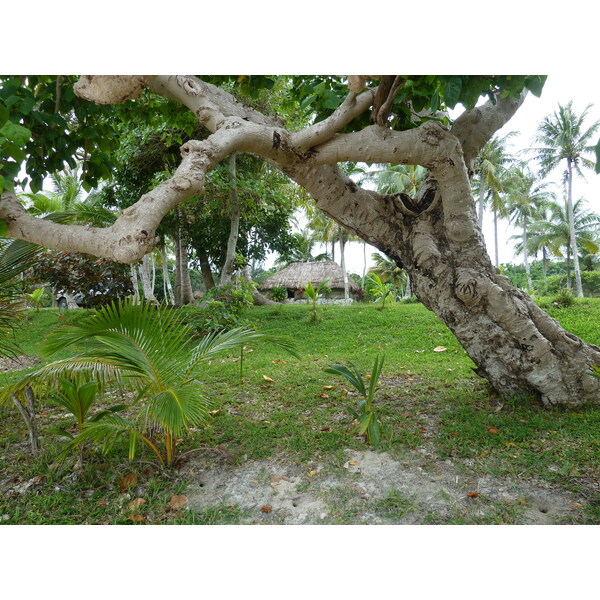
left=1, top=74, right=599, bottom=407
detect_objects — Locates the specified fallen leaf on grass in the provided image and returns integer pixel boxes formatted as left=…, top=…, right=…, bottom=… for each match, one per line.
left=169, top=495, right=188, bottom=510
left=433, top=346, right=447, bottom=352
left=128, top=498, right=146, bottom=510
left=319, top=393, right=329, bottom=399
left=518, top=498, right=528, bottom=505
left=348, top=461, right=357, bottom=466
left=320, top=427, right=331, bottom=432
left=322, top=385, right=335, bottom=390
left=260, top=505, right=272, bottom=513
left=309, top=470, right=318, bottom=476
left=209, top=409, right=221, bottom=415
left=129, top=514, right=145, bottom=523
left=467, top=491, right=480, bottom=498
left=262, top=375, right=274, bottom=382
left=487, top=426, right=500, bottom=434
left=119, top=473, right=138, bottom=492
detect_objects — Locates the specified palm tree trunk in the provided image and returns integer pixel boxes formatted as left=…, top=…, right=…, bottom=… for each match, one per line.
left=339, top=228, right=349, bottom=302
left=523, top=215, right=532, bottom=291
left=477, top=182, right=485, bottom=229
left=493, top=209, right=499, bottom=267
left=220, top=153, right=240, bottom=285
left=567, top=158, right=584, bottom=297
left=566, top=245, right=572, bottom=291
left=542, top=247, right=548, bottom=283
left=362, top=241, right=367, bottom=288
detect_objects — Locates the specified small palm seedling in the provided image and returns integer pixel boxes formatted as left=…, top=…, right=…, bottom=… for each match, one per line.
left=5, top=298, right=298, bottom=468
left=46, top=376, right=125, bottom=467
left=324, top=354, right=385, bottom=447
left=25, top=287, right=46, bottom=312
left=303, top=279, right=330, bottom=322
left=367, top=273, right=395, bottom=309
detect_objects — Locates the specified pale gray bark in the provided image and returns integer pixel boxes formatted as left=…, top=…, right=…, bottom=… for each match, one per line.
left=160, top=246, right=175, bottom=304
left=220, top=153, right=241, bottom=285
left=522, top=215, right=532, bottom=291
left=130, top=264, right=140, bottom=303
left=493, top=210, right=500, bottom=267
left=477, top=183, right=485, bottom=229
left=567, top=158, right=584, bottom=297
left=338, top=228, right=350, bottom=302
left=12, top=386, right=39, bottom=455
left=139, top=254, right=157, bottom=303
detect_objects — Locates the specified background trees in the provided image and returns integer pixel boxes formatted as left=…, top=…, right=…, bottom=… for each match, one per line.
left=531, top=102, right=600, bottom=297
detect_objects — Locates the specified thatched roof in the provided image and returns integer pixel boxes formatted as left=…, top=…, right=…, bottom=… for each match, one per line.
left=259, top=261, right=359, bottom=291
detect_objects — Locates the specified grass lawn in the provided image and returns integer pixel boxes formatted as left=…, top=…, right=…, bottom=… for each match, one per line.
left=1, top=299, right=599, bottom=524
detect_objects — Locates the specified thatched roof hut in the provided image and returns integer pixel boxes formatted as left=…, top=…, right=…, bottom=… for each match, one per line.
left=259, top=261, right=359, bottom=300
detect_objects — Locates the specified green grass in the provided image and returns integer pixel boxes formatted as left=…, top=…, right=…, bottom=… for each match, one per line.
left=1, top=301, right=599, bottom=524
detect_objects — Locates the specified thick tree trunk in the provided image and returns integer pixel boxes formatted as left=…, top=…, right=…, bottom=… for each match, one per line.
left=288, top=163, right=600, bottom=407
left=390, top=199, right=598, bottom=407
left=220, top=153, right=240, bottom=285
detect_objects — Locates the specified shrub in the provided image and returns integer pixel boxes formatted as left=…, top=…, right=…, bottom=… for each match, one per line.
left=269, top=286, right=287, bottom=302
left=183, top=279, right=254, bottom=335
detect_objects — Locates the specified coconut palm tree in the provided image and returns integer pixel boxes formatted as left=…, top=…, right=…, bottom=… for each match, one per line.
left=274, top=229, right=329, bottom=266
left=541, top=198, right=599, bottom=289
left=372, top=163, right=428, bottom=196
left=370, top=252, right=407, bottom=300
left=472, top=133, right=516, bottom=263
left=505, top=166, right=556, bottom=291
left=530, top=101, right=600, bottom=297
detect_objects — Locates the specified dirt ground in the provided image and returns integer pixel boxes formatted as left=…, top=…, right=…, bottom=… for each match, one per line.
left=180, top=447, right=582, bottom=525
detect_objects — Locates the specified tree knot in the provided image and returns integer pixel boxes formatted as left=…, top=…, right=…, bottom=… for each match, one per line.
left=176, top=76, right=202, bottom=96
left=455, top=269, right=482, bottom=306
